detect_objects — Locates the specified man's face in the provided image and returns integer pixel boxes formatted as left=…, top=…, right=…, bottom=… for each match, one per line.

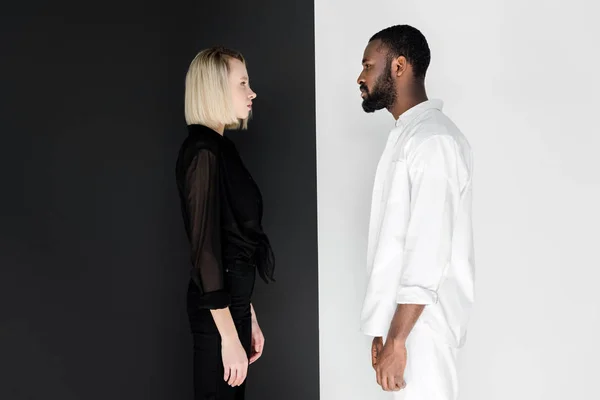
left=357, top=39, right=396, bottom=113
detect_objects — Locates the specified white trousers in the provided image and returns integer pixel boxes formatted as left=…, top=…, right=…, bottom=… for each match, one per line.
left=391, top=323, right=459, bottom=400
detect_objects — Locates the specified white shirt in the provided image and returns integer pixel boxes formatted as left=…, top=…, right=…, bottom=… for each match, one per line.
left=360, top=99, right=475, bottom=348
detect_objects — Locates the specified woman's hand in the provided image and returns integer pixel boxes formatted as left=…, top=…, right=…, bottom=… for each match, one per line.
left=210, top=307, right=248, bottom=387
left=249, top=304, right=265, bottom=364
left=249, top=318, right=265, bottom=364
left=221, top=336, right=249, bottom=387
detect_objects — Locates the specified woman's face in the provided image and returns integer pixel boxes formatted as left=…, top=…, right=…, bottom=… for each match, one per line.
left=228, top=58, right=257, bottom=121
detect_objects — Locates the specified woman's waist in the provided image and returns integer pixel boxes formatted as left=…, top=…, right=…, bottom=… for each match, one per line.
left=221, top=228, right=275, bottom=283
left=222, top=242, right=259, bottom=266
left=223, top=254, right=257, bottom=269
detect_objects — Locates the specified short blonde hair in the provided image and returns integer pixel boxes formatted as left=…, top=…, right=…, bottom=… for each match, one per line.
left=184, top=47, right=249, bottom=130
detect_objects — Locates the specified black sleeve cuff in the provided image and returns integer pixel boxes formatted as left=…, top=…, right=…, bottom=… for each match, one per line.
left=196, top=290, right=231, bottom=310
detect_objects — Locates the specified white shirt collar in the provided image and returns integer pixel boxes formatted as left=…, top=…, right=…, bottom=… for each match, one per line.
left=394, top=99, right=444, bottom=129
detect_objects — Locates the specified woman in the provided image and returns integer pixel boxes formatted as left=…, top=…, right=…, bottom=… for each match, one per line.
left=175, top=47, right=275, bottom=400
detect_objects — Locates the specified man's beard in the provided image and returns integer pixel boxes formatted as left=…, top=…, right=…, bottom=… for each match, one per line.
left=361, top=64, right=396, bottom=113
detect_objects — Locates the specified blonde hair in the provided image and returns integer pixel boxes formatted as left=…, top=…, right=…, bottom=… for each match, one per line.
left=184, top=47, right=249, bottom=130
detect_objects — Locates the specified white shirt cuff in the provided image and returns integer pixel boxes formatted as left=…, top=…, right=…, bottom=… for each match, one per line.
left=396, top=285, right=438, bottom=305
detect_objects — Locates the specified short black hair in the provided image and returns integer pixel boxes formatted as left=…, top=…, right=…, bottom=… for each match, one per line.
left=370, top=25, right=431, bottom=81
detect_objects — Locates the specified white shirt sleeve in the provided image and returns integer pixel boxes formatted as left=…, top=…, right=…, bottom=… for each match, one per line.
left=396, top=135, right=463, bottom=305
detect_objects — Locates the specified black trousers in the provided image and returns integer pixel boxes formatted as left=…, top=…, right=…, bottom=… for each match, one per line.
left=187, top=261, right=256, bottom=400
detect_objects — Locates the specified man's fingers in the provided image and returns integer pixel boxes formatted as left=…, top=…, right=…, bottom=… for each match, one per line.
left=375, top=343, right=383, bottom=366
left=379, top=372, right=404, bottom=392
left=372, top=340, right=383, bottom=370
left=391, top=376, right=403, bottom=392
left=371, top=345, right=377, bottom=369
left=382, top=376, right=391, bottom=391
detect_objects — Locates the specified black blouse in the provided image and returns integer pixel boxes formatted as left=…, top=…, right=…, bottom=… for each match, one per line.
left=175, top=124, right=275, bottom=309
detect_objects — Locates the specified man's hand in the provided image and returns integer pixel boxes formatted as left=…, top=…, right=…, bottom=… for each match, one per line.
left=371, top=337, right=383, bottom=370
left=373, top=303, right=424, bottom=391
left=375, top=338, right=407, bottom=392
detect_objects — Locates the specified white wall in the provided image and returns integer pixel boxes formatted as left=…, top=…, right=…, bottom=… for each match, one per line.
left=315, top=1, right=600, bottom=399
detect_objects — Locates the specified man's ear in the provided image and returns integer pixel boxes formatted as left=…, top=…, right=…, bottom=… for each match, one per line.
left=393, top=55, right=408, bottom=77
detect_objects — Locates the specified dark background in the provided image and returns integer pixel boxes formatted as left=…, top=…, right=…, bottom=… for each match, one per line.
left=1, top=3, right=319, bottom=399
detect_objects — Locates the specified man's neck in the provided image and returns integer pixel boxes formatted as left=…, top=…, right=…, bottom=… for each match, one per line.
left=389, top=85, right=428, bottom=120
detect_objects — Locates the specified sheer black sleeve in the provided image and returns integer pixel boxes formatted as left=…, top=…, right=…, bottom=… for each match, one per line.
left=185, top=148, right=230, bottom=309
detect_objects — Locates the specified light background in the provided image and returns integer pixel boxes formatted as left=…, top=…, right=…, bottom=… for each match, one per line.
left=315, top=1, right=600, bottom=399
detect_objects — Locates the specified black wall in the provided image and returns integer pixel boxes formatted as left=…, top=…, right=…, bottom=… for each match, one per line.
left=1, top=3, right=318, bottom=400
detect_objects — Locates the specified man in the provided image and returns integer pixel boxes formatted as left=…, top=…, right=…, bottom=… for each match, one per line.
left=358, top=25, right=475, bottom=400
